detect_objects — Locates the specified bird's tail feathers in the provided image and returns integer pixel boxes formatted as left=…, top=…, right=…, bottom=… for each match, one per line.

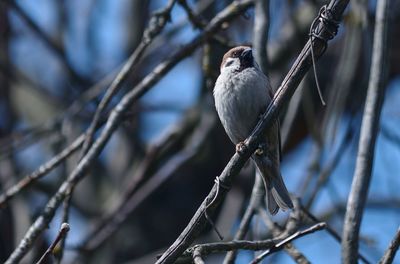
left=253, top=157, right=293, bottom=215
left=269, top=175, right=293, bottom=211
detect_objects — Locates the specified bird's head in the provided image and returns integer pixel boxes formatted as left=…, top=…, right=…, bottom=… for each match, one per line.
left=220, top=46, right=256, bottom=73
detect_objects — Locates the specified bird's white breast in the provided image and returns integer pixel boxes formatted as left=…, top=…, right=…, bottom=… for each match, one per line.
left=213, top=67, right=270, bottom=143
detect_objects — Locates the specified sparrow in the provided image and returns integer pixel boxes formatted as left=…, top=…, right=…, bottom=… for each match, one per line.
left=213, top=46, right=293, bottom=214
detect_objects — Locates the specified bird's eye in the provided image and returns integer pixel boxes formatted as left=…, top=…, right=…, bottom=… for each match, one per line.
left=225, top=60, right=234, bottom=67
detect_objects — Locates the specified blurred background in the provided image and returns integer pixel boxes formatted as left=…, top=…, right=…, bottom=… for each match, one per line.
left=0, top=0, right=399, bottom=263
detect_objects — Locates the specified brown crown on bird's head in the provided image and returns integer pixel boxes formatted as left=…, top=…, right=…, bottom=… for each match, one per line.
left=220, top=46, right=254, bottom=72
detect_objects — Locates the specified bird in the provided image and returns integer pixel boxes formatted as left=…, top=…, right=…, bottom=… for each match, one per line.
left=213, top=46, right=293, bottom=214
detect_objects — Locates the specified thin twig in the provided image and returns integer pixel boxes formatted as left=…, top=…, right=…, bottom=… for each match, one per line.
left=156, top=1, right=348, bottom=263
left=55, top=186, right=73, bottom=264
left=249, top=223, right=326, bottom=264
left=342, top=0, right=391, bottom=262
left=35, top=223, right=70, bottom=264
left=378, top=227, right=400, bottom=264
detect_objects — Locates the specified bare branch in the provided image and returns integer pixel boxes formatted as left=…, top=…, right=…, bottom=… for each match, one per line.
left=5, top=2, right=255, bottom=261
left=80, top=0, right=178, bottom=159
left=250, top=223, right=326, bottom=264
left=379, top=227, right=400, bottom=264
left=0, top=134, right=84, bottom=207
left=253, top=0, right=269, bottom=73
left=55, top=187, right=73, bottom=264
left=190, top=238, right=278, bottom=262
left=156, top=1, right=349, bottom=263
left=35, top=223, right=70, bottom=264
left=342, top=0, right=391, bottom=262
left=81, top=108, right=215, bottom=252
left=181, top=223, right=324, bottom=263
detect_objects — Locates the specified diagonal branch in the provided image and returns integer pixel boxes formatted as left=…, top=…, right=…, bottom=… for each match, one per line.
left=35, top=223, right=70, bottom=264
left=5, top=1, right=255, bottom=263
left=156, top=1, right=349, bottom=263
left=0, top=134, right=84, bottom=207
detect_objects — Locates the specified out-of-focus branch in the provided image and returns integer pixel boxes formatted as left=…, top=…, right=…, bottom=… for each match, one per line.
left=380, top=123, right=400, bottom=146
left=322, top=0, right=367, bottom=145
left=301, top=205, right=370, bottom=264
left=0, top=126, right=55, bottom=160
left=157, top=1, right=348, bottom=263
left=341, top=0, right=391, bottom=262
left=268, top=1, right=316, bottom=70
left=378, top=227, right=400, bottom=264
left=79, top=106, right=210, bottom=252
left=0, top=134, right=84, bottom=207
left=80, top=0, right=178, bottom=159
left=5, top=0, right=88, bottom=86
left=62, top=1, right=178, bottom=259
left=178, top=0, right=205, bottom=28
left=253, top=0, right=269, bottom=73
left=5, top=2, right=255, bottom=263
left=178, top=0, right=233, bottom=48
left=305, top=120, right=353, bottom=208
left=223, top=175, right=264, bottom=264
